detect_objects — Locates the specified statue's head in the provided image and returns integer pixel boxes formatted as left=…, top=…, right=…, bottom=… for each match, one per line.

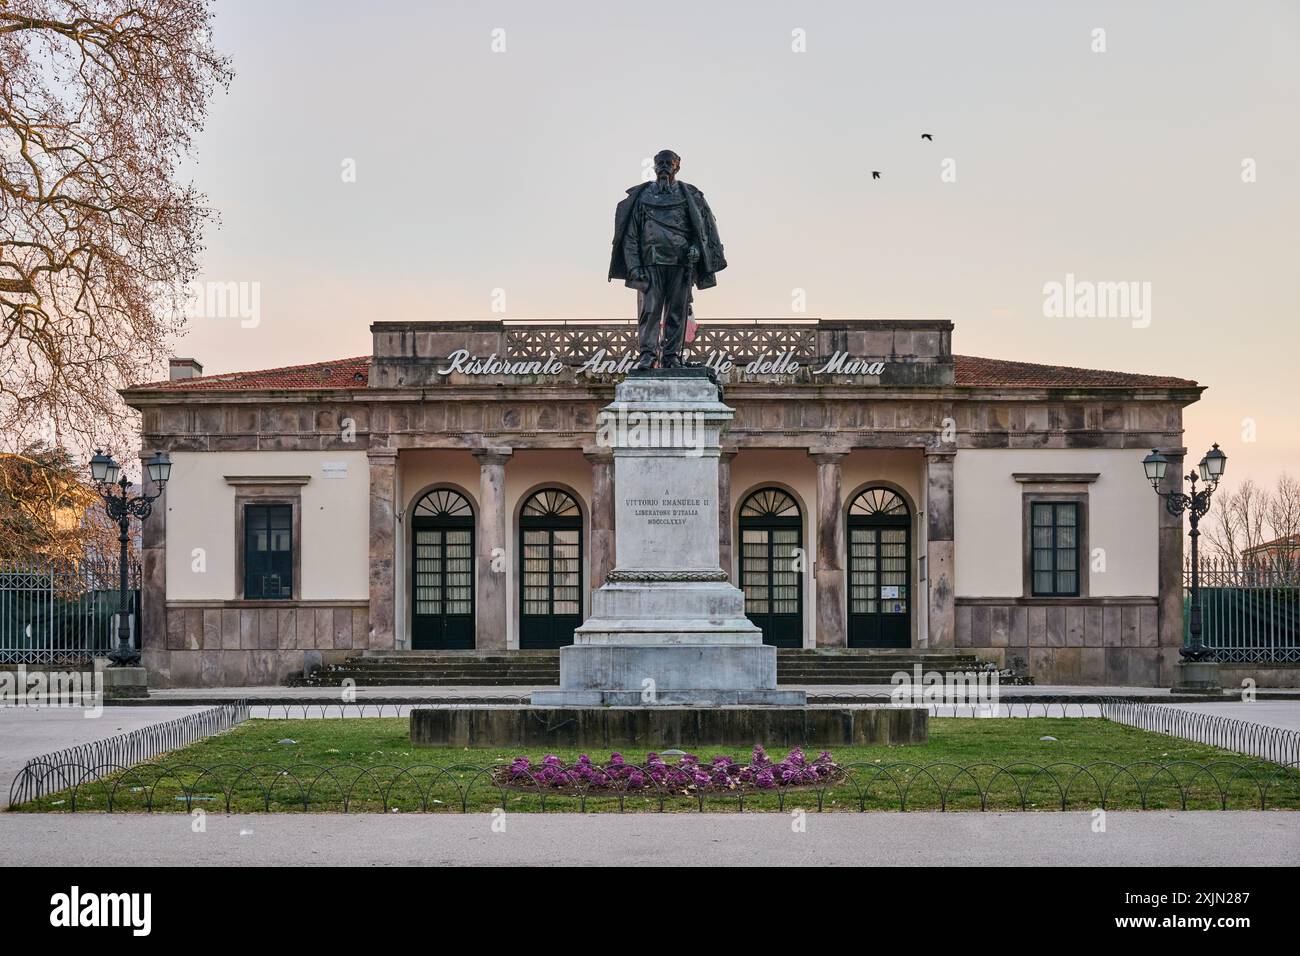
left=653, top=149, right=681, bottom=178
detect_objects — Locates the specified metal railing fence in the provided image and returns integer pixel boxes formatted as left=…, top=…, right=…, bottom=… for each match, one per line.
left=0, top=558, right=140, bottom=665
left=1187, top=557, right=1299, bottom=663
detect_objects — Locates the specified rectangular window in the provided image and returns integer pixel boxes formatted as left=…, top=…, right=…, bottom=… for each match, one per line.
left=244, top=504, right=293, bottom=599
left=1031, top=502, right=1079, bottom=597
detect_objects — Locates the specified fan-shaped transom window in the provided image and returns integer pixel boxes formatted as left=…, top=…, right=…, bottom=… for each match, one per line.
left=849, top=487, right=909, bottom=519
left=410, top=488, right=475, bottom=650
left=521, top=488, right=580, bottom=519
left=414, top=488, right=473, bottom=521
left=739, top=488, right=803, bottom=647
left=847, top=487, right=911, bottom=648
left=740, top=488, right=800, bottom=521
left=519, top=489, right=583, bottom=649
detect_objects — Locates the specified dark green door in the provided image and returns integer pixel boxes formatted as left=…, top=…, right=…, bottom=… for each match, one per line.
left=519, top=489, right=583, bottom=649
left=847, top=488, right=911, bottom=648
left=739, top=488, right=804, bottom=647
left=411, top=489, right=475, bottom=650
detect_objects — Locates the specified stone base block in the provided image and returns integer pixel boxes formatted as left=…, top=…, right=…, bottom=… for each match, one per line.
left=554, top=642, right=790, bottom=699
left=573, top=619, right=764, bottom=645
left=531, top=688, right=806, bottom=707
left=587, top=581, right=751, bottom=624
left=101, top=666, right=149, bottom=699
left=411, top=705, right=928, bottom=748
left=1172, top=660, right=1222, bottom=693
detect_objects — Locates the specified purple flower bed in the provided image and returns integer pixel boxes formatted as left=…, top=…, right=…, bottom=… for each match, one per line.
left=494, top=746, right=843, bottom=794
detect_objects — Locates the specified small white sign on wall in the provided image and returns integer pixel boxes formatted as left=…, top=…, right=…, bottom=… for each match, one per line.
left=322, top=461, right=348, bottom=479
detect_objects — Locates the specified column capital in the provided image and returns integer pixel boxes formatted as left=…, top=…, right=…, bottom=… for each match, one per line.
left=473, top=445, right=513, bottom=465
left=719, top=446, right=739, bottom=462
left=367, top=448, right=398, bottom=461
left=582, top=444, right=613, bottom=463
left=924, top=445, right=957, bottom=460
left=808, top=447, right=848, bottom=463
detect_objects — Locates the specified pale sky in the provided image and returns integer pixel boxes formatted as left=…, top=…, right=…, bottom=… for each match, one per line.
left=177, top=0, right=1299, bottom=493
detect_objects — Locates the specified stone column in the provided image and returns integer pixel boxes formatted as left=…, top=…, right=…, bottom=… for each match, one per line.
left=584, top=446, right=615, bottom=597
left=925, top=448, right=956, bottom=648
left=367, top=450, right=398, bottom=650
left=718, top=449, right=737, bottom=583
left=810, top=449, right=847, bottom=647
left=139, top=451, right=167, bottom=656
left=474, top=447, right=512, bottom=651
left=1157, top=447, right=1188, bottom=655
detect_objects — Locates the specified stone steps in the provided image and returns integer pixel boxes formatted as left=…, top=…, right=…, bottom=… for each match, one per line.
left=303, top=650, right=561, bottom=686
left=301, top=649, right=989, bottom=687
left=777, top=652, right=986, bottom=685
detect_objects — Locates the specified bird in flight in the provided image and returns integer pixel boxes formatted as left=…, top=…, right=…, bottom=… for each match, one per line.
left=921, top=133, right=933, bottom=141
left=872, top=170, right=881, bottom=180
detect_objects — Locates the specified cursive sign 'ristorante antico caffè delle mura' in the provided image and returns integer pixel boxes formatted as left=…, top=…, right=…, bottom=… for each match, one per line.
left=435, top=347, right=889, bottom=381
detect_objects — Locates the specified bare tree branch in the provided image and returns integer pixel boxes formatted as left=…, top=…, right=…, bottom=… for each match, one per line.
left=1, top=0, right=231, bottom=453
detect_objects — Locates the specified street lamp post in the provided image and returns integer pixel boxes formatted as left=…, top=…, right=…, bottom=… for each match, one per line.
left=89, top=449, right=172, bottom=667
left=1142, top=443, right=1227, bottom=662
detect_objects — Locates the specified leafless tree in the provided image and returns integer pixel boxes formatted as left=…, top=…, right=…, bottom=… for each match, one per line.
left=1205, top=478, right=1264, bottom=564
left=1265, top=473, right=1300, bottom=546
left=1, top=0, right=231, bottom=454
left=1203, top=472, right=1300, bottom=578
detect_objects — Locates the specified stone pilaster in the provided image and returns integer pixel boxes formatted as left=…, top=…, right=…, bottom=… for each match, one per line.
left=474, top=447, right=512, bottom=650
left=810, top=449, right=847, bottom=647
left=925, top=448, right=956, bottom=648
left=584, top=446, right=615, bottom=596
left=139, top=452, right=167, bottom=654
left=1156, top=447, right=1188, bottom=657
left=718, top=448, right=738, bottom=583
left=367, top=450, right=398, bottom=650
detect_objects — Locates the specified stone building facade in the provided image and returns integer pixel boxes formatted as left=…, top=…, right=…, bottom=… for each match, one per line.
left=121, top=318, right=1202, bottom=687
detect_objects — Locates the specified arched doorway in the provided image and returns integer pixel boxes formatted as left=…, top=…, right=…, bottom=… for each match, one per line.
left=847, top=487, right=911, bottom=648
left=739, top=488, right=804, bottom=648
left=411, top=489, right=475, bottom=650
left=519, top=488, right=583, bottom=649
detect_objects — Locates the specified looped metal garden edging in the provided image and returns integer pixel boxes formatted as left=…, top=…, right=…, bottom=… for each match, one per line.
left=12, top=757, right=1299, bottom=814
left=6, top=701, right=248, bottom=806
left=10, top=695, right=1300, bottom=809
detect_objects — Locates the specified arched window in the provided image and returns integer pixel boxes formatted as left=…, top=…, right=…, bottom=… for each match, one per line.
left=847, top=487, right=911, bottom=648
left=519, top=489, right=583, bottom=649
left=739, top=488, right=803, bottom=647
left=411, top=489, right=475, bottom=649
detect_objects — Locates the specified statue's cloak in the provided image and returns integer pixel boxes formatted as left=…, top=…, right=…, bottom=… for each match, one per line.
left=608, top=181, right=727, bottom=290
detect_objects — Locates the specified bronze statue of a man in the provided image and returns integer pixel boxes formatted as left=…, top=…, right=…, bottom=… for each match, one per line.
left=608, top=149, right=726, bottom=370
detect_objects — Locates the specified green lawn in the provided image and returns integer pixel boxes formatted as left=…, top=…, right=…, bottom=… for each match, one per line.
left=13, top=716, right=1300, bottom=813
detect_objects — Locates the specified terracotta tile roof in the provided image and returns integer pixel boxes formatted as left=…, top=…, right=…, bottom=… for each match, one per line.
left=953, top=355, right=1197, bottom=389
left=131, top=356, right=371, bottom=391
left=129, top=353, right=1197, bottom=392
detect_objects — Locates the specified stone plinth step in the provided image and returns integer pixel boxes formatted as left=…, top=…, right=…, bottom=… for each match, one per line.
left=531, top=688, right=807, bottom=707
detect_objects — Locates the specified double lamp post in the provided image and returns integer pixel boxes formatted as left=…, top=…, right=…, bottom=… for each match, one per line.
left=1142, top=443, right=1227, bottom=662
left=88, top=449, right=172, bottom=668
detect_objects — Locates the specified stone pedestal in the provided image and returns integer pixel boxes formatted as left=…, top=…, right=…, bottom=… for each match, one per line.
left=532, top=369, right=805, bottom=708
left=101, top=666, right=149, bottom=699
left=1172, top=660, right=1222, bottom=693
